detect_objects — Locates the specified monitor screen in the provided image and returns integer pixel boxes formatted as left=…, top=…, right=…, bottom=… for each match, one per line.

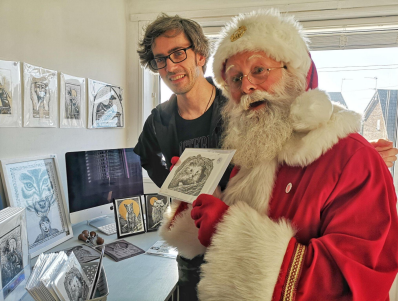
left=65, top=148, right=143, bottom=213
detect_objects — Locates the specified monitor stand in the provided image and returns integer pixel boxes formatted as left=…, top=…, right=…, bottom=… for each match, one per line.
left=88, top=215, right=115, bottom=229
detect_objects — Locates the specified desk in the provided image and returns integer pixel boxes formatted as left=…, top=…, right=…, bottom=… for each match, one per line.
left=24, top=222, right=178, bottom=301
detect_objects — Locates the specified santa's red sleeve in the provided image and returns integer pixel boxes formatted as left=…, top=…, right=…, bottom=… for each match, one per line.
left=198, top=146, right=398, bottom=300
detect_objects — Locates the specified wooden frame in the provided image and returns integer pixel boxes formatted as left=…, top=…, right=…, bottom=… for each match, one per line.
left=0, top=155, right=73, bottom=258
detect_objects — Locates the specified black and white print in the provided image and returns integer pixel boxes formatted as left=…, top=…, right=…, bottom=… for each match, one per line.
left=64, top=83, right=81, bottom=119
left=99, top=240, right=144, bottom=262
left=0, top=226, right=23, bottom=288
left=0, top=60, right=22, bottom=127
left=88, top=79, right=124, bottom=128
left=64, top=245, right=101, bottom=263
left=145, top=194, right=170, bottom=231
left=60, top=73, right=85, bottom=128
left=159, top=149, right=236, bottom=203
left=63, top=266, right=89, bottom=301
left=168, top=154, right=213, bottom=195
left=114, top=196, right=145, bottom=238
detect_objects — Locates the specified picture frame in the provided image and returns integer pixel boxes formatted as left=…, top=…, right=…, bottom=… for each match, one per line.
left=0, top=155, right=74, bottom=258
left=144, top=194, right=170, bottom=232
left=23, top=63, right=57, bottom=128
left=87, top=78, right=124, bottom=129
left=0, top=60, right=22, bottom=127
left=60, top=73, right=86, bottom=128
left=113, top=196, right=145, bottom=238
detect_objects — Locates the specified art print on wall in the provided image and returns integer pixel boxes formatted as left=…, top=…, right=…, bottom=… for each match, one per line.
left=113, top=196, right=145, bottom=238
left=0, top=60, right=22, bottom=127
left=88, top=79, right=124, bottom=129
left=23, top=63, right=57, bottom=127
left=144, top=194, right=170, bottom=231
left=60, top=73, right=86, bottom=128
left=160, top=149, right=236, bottom=203
left=0, top=155, right=73, bottom=258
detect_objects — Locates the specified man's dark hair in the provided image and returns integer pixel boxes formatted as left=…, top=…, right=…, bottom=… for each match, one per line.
left=137, top=13, right=210, bottom=73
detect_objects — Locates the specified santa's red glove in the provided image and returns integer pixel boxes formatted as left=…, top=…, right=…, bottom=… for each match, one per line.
left=170, top=156, right=179, bottom=171
left=191, top=194, right=229, bottom=247
left=229, top=165, right=240, bottom=179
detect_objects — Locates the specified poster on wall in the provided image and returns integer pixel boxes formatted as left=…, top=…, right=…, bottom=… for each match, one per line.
left=23, top=63, right=57, bottom=128
left=0, top=60, right=22, bottom=127
left=88, top=79, right=124, bottom=129
left=0, top=155, right=73, bottom=258
left=60, top=73, right=85, bottom=128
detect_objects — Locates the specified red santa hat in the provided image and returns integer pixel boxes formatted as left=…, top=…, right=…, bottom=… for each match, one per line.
left=212, top=9, right=318, bottom=92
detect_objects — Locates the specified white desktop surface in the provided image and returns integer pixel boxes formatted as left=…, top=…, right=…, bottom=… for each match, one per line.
left=24, top=221, right=178, bottom=301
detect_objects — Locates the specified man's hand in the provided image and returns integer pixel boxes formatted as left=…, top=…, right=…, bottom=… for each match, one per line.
left=170, top=156, right=179, bottom=171
left=191, top=194, right=229, bottom=247
left=370, top=139, right=398, bottom=168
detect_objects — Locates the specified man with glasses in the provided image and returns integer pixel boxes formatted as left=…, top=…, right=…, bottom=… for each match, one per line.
left=135, top=12, right=398, bottom=301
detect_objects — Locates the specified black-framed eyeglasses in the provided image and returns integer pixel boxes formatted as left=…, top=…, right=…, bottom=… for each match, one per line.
left=225, top=65, right=287, bottom=90
left=150, top=46, right=193, bottom=70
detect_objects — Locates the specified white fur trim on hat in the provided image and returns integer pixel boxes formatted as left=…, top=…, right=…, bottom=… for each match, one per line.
left=212, top=9, right=311, bottom=90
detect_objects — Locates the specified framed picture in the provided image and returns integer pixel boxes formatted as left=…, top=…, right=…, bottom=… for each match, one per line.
left=60, top=73, right=86, bottom=128
left=23, top=63, right=57, bottom=128
left=0, top=155, right=73, bottom=258
left=144, top=194, right=170, bottom=232
left=87, top=78, right=124, bottom=129
left=113, top=196, right=145, bottom=238
left=0, top=60, right=22, bottom=127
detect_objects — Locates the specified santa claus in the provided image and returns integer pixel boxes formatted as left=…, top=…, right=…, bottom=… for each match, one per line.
left=160, top=9, right=398, bottom=300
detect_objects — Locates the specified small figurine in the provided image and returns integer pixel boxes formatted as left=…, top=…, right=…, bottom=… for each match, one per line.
left=96, top=236, right=104, bottom=245
left=78, top=233, right=90, bottom=243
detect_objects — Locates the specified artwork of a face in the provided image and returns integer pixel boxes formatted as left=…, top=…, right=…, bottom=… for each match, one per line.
left=30, top=77, right=50, bottom=118
left=64, top=267, right=88, bottom=301
left=147, top=195, right=169, bottom=230
left=0, top=227, right=23, bottom=288
left=168, top=155, right=213, bottom=195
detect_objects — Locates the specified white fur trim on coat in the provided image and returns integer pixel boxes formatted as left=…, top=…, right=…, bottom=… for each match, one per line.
left=212, top=9, right=311, bottom=90
left=158, top=200, right=206, bottom=259
left=198, top=202, right=295, bottom=301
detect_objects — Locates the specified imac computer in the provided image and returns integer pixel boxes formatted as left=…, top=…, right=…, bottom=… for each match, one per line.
left=65, top=148, right=144, bottom=232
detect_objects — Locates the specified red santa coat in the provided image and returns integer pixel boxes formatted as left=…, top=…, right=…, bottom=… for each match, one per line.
left=159, top=89, right=398, bottom=300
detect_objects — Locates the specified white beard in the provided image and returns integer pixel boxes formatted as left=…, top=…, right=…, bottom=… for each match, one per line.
left=221, top=72, right=304, bottom=169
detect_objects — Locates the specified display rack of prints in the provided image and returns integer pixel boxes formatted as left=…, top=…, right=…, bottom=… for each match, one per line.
left=60, top=73, right=86, bottom=128
left=88, top=79, right=124, bottom=129
left=159, top=148, right=235, bottom=203
left=0, top=155, right=73, bottom=258
left=0, top=60, right=22, bottom=127
left=23, top=63, right=57, bottom=127
left=0, top=207, right=29, bottom=300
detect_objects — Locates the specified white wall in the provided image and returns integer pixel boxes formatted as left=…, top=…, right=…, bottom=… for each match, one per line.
left=0, top=0, right=129, bottom=208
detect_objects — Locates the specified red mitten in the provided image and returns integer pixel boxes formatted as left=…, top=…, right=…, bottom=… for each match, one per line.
left=170, top=156, right=180, bottom=171
left=230, top=165, right=240, bottom=179
left=191, top=194, right=229, bottom=247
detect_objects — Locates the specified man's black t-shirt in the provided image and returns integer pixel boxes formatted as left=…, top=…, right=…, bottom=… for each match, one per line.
left=175, top=102, right=214, bottom=156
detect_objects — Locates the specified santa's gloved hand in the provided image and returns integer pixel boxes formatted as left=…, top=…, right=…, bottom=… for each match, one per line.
left=229, top=165, right=240, bottom=179
left=170, top=156, right=180, bottom=171
left=191, top=194, right=229, bottom=247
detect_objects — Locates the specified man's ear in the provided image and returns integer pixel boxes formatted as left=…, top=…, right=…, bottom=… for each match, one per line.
left=196, top=53, right=206, bottom=68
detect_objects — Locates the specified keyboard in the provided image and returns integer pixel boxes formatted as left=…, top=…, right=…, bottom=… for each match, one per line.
left=97, top=223, right=117, bottom=235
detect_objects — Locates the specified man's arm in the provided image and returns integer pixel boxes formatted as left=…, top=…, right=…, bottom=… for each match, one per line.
left=134, top=114, right=169, bottom=188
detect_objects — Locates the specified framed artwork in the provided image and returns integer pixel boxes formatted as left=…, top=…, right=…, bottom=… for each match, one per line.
left=23, top=63, right=57, bottom=127
left=0, top=155, right=73, bottom=258
left=113, top=196, right=145, bottom=238
left=87, top=78, right=124, bottom=129
left=0, top=207, right=29, bottom=299
left=0, top=60, right=22, bottom=127
left=159, top=148, right=236, bottom=203
left=60, top=73, right=86, bottom=128
left=144, top=194, right=170, bottom=232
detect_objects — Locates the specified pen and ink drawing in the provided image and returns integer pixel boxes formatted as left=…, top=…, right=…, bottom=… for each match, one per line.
left=0, top=226, right=23, bottom=289
left=168, top=154, right=213, bottom=196
left=64, top=83, right=81, bottom=120
left=145, top=194, right=170, bottom=231
left=0, top=69, right=12, bottom=115
left=114, top=196, right=145, bottom=238
left=60, top=74, right=85, bottom=128
left=64, top=245, right=101, bottom=263
left=30, top=77, right=50, bottom=118
left=1, top=156, right=73, bottom=257
left=102, top=240, right=144, bottom=261
left=88, top=79, right=124, bottom=128
left=63, top=266, right=90, bottom=301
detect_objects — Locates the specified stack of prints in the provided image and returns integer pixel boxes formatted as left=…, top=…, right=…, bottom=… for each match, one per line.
left=96, top=239, right=144, bottom=262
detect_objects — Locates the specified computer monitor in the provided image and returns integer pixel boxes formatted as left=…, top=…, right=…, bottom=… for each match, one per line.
left=65, top=148, right=143, bottom=224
